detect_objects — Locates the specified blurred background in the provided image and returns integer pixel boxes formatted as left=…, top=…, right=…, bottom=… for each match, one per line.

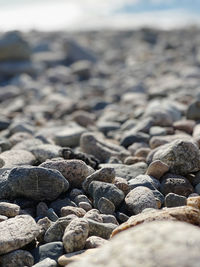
left=0, top=0, right=200, bottom=31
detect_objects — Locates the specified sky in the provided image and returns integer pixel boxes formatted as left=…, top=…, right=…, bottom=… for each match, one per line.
left=0, top=0, right=199, bottom=31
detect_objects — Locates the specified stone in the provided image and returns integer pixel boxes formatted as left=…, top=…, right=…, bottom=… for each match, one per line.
left=151, top=140, right=200, bottom=175
left=82, top=167, right=115, bottom=192
left=2, top=166, right=69, bottom=201
left=46, top=208, right=59, bottom=222
left=72, top=110, right=95, bottom=127
left=160, top=173, right=193, bottom=197
left=125, top=186, right=158, bottom=215
left=61, top=206, right=86, bottom=218
left=36, top=202, right=48, bottom=218
left=69, top=188, right=83, bottom=200
left=74, top=195, right=91, bottom=205
left=0, top=202, right=20, bottom=217
left=0, top=31, right=31, bottom=61
left=49, top=198, right=76, bottom=216
left=173, top=120, right=195, bottom=134
left=120, top=131, right=150, bottom=148
left=165, top=193, right=187, bottom=207
left=99, top=162, right=147, bottom=181
left=32, top=258, right=57, bottom=267
left=44, top=215, right=77, bottom=243
left=111, top=204, right=200, bottom=237
left=134, top=147, right=151, bottom=158
left=62, top=218, right=89, bottom=253
left=146, top=160, right=169, bottom=179
left=97, top=197, right=115, bottom=215
left=101, top=214, right=119, bottom=225
left=116, top=212, right=129, bottom=223
left=85, top=236, right=108, bottom=249
left=71, top=60, right=92, bottom=79
left=80, top=132, right=129, bottom=163
left=0, top=150, right=35, bottom=168
left=187, top=196, right=200, bottom=209
left=0, top=215, right=39, bottom=255
left=79, top=202, right=92, bottom=211
left=69, top=221, right=200, bottom=267
left=54, top=125, right=86, bottom=147
left=0, top=249, right=34, bottom=267
left=31, top=241, right=64, bottom=263
left=40, top=159, right=90, bottom=188
left=88, top=181, right=124, bottom=208
left=128, top=174, right=160, bottom=191
left=30, top=144, right=61, bottom=163
left=186, top=100, right=200, bottom=121
left=87, top=219, right=117, bottom=239
left=113, top=177, right=130, bottom=195
left=84, top=209, right=103, bottom=223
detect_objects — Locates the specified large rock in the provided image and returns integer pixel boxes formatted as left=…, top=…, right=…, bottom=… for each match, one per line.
left=0, top=166, right=69, bottom=201
left=0, top=249, right=34, bottom=267
left=0, top=31, right=31, bottom=61
left=68, top=221, right=200, bottom=267
left=0, top=215, right=39, bottom=255
left=151, top=140, right=200, bottom=175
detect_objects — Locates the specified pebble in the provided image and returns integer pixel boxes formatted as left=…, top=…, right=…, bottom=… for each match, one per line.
left=0, top=202, right=20, bottom=217
left=0, top=249, right=34, bottom=267
left=30, top=144, right=61, bottom=163
left=0, top=215, right=39, bottom=255
left=61, top=206, right=86, bottom=217
left=125, top=186, right=158, bottom=215
left=85, top=236, right=108, bottom=249
left=97, top=197, right=115, bottom=215
left=40, top=159, right=90, bottom=188
left=87, top=218, right=117, bottom=239
left=165, top=193, right=187, bottom=207
left=32, top=258, right=57, bottom=267
left=62, top=218, right=89, bottom=253
left=146, top=160, right=169, bottom=179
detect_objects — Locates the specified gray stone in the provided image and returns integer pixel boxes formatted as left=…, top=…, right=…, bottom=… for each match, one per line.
left=31, top=144, right=61, bottom=163
left=68, top=221, right=200, bottom=267
left=87, top=219, right=117, bottom=239
left=146, top=160, right=169, bottom=179
left=97, top=197, right=115, bottom=215
left=84, top=209, right=103, bottom=223
left=125, top=186, right=158, bottom=215
left=0, top=150, right=35, bottom=168
left=120, top=131, right=150, bottom=148
left=31, top=241, right=63, bottom=263
left=0, top=202, right=20, bottom=217
left=85, top=236, right=108, bottom=249
left=0, top=215, right=39, bottom=255
left=47, top=208, right=59, bottom=222
left=152, top=140, right=200, bottom=175
left=99, top=162, right=147, bottom=181
left=40, top=159, right=90, bottom=188
left=165, top=193, right=187, bottom=207
left=44, top=215, right=77, bottom=243
left=0, top=249, right=34, bottom=267
left=160, top=173, right=194, bottom=197
left=62, top=218, right=89, bottom=253
left=32, top=258, right=57, bottom=267
left=101, top=214, right=119, bottom=225
left=49, top=198, right=76, bottom=216
left=186, top=100, right=200, bottom=121
left=88, top=181, right=124, bottom=208
left=54, top=125, right=86, bottom=147
left=2, top=166, right=69, bottom=201
left=82, top=167, right=115, bottom=192
left=128, top=174, right=160, bottom=191
left=61, top=206, right=86, bottom=217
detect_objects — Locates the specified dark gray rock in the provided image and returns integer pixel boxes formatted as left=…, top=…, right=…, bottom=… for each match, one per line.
left=88, top=181, right=124, bottom=208
left=0, top=249, right=34, bottom=267
left=186, top=100, right=200, bottom=121
left=87, top=218, right=117, bottom=239
left=120, top=131, right=150, bottom=148
left=165, top=193, right=187, bottom=207
left=97, top=197, right=115, bottom=215
left=49, top=198, right=76, bottom=216
left=128, top=174, right=160, bottom=191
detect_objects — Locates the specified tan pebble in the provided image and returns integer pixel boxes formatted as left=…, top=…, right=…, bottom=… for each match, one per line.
left=146, top=160, right=169, bottom=179
left=187, top=196, right=200, bottom=209
left=134, top=148, right=151, bottom=158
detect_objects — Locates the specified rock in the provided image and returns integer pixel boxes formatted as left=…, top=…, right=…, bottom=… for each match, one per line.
left=49, top=198, right=76, bottom=216
left=30, top=144, right=61, bottom=163
left=37, top=217, right=52, bottom=243
left=61, top=206, right=86, bottom=217
left=1, top=166, right=69, bottom=201
left=149, top=134, right=192, bottom=149
left=40, top=159, right=90, bottom=188
left=80, top=132, right=129, bottom=163
left=36, top=202, right=48, bottom=218
left=32, top=258, right=57, bottom=267
left=146, top=160, right=169, bottom=179
left=0, top=202, right=20, bottom=217
left=186, top=100, right=200, bottom=121
left=128, top=174, right=160, bottom=191
left=85, top=236, right=108, bottom=249
left=79, top=202, right=92, bottom=211
left=71, top=60, right=92, bottom=80
left=116, top=212, right=129, bottom=223
left=74, top=194, right=91, bottom=205
left=99, top=162, right=147, bottom=181
left=0, top=150, right=35, bottom=168
left=54, top=125, right=86, bottom=147
left=0, top=249, right=34, bottom=267
left=113, top=177, right=130, bottom=195
left=151, top=140, right=200, bottom=175
left=97, top=197, right=115, bottom=215
left=0, top=215, right=39, bottom=255
left=44, top=215, right=77, bottom=243
left=134, top=147, right=151, bottom=158
left=120, top=131, right=150, bottom=148
left=87, top=219, right=117, bottom=239
left=31, top=241, right=64, bottom=263
left=72, top=110, right=95, bottom=127
left=160, top=173, right=193, bottom=197
left=69, top=221, right=200, bottom=267
left=173, top=120, right=195, bottom=134
left=62, top=218, right=89, bottom=253
left=0, top=31, right=30, bottom=61
left=125, top=186, right=158, bottom=215
left=88, top=181, right=124, bottom=208
left=82, top=167, right=115, bottom=192
left=149, top=126, right=167, bottom=136
left=84, top=209, right=103, bottom=223
left=165, top=193, right=187, bottom=207
left=101, top=214, right=119, bottom=225
left=111, top=204, right=200, bottom=237
left=46, top=208, right=59, bottom=222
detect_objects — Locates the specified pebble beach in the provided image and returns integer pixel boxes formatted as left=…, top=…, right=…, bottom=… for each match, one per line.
left=0, top=27, right=200, bottom=266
